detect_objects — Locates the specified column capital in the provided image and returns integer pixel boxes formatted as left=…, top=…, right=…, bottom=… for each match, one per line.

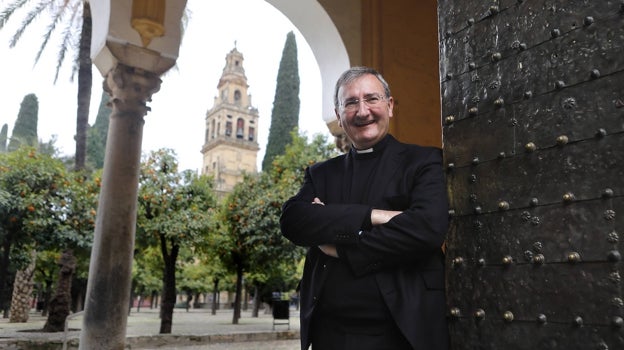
left=104, top=63, right=162, bottom=117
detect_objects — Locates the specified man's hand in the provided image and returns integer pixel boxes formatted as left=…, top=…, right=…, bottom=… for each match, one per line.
left=318, top=244, right=338, bottom=258
left=371, top=209, right=402, bottom=226
left=311, top=198, right=338, bottom=257
left=313, top=199, right=399, bottom=256
left=312, top=197, right=325, bottom=206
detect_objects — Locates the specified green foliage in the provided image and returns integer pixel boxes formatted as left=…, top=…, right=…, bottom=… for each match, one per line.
left=8, top=94, right=38, bottom=152
left=268, top=131, right=340, bottom=189
left=136, top=149, right=217, bottom=251
left=57, top=170, right=100, bottom=251
left=178, top=260, right=213, bottom=296
left=0, top=146, right=66, bottom=310
left=38, top=135, right=60, bottom=157
left=0, top=124, right=7, bottom=153
left=34, top=249, right=61, bottom=287
left=0, top=147, right=67, bottom=254
left=0, top=146, right=99, bottom=312
left=86, top=91, right=111, bottom=169
left=135, top=149, right=218, bottom=327
left=0, top=146, right=98, bottom=257
left=132, top=246, right=163, bottom=296
left=218, top=173, right=292, bottom=274
left=262, top=31, right=301, bottom=171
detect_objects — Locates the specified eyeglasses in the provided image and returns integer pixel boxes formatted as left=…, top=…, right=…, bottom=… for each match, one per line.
left=340, top=94, right=387, bottom=112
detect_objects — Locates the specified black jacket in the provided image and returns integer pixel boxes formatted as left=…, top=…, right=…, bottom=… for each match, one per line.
left=280, top=135, right=450, bottom=350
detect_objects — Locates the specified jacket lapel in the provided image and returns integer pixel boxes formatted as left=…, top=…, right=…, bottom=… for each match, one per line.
left=365, top=136, right=404, bottom=205
left=341, top=152, right=352, bottom=202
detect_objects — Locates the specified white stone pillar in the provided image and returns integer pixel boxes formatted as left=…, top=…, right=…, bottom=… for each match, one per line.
left=79, top=64, right=161, bottom=350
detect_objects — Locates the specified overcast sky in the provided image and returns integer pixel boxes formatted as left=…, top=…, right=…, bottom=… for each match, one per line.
left=0, top=0, right=330, bottom=171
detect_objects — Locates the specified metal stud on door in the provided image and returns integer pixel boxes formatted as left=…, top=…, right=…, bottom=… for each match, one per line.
left=438, top=1, right=624, bottom=348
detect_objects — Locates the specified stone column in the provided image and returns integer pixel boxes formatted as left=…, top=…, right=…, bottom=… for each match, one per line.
left=79, top=64, right=161, bottom=350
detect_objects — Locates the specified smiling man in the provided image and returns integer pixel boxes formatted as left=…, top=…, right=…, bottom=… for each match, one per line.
left=280, top=66, right=450, bottom=350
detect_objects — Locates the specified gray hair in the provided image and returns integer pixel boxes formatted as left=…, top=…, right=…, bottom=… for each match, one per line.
left=333, top=66, right=391, bottom=108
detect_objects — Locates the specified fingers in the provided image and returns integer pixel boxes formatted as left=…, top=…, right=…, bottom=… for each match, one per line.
left=318, top=244, right=338, bottom=258
left=312, top=197, right=325, bottom=205
left=371, top=209, right=402, bottom=225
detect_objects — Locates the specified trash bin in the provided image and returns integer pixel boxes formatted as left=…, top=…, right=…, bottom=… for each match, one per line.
left=272, top=299, right=290, bottom=330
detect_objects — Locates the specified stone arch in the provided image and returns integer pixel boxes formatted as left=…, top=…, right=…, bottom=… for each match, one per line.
left=265, top=0, right=443, bottom=148
left=264, top=0, right=350, bottom=127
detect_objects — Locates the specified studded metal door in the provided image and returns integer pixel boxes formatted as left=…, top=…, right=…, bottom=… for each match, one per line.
left=438, top=1, right=624, bottom=349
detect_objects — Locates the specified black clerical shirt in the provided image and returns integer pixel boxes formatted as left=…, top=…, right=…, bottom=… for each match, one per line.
left=316, top=136, right=394, bottom=334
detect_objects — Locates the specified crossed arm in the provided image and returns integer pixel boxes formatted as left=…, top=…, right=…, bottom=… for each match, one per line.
left=280, top=148, right=448, bottom=274
left=314, top=197, right=401, bottom=258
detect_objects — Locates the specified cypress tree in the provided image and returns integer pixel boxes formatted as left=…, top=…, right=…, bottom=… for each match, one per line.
left=262, top=31, right=300, bottom=171
left=0, top=124, right=7, bottom=152
left=8, top=94, right=39, bottom=152
left=86, top=91, right=111, bottom=169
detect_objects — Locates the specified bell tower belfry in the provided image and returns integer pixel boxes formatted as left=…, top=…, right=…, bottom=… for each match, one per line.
left=201, top=47, right=260, bottom=197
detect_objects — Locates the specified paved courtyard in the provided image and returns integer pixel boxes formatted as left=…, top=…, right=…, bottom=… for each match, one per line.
left=0, top=307, right=301, bottom=349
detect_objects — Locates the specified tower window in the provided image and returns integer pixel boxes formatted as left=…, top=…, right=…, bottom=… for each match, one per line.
left=236, top=118, right=244, bottom=139
left=248, top=127, right=255, bottom=141
left=225, top=121, right=232, bottom=136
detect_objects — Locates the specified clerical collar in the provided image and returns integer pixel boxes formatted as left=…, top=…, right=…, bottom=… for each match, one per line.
left=350, top=135, right=391, bottom=158
left=351, top=135, right=390, bottom=154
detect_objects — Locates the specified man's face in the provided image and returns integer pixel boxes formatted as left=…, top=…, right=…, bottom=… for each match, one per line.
left=335, top=74, right=394, bottom=150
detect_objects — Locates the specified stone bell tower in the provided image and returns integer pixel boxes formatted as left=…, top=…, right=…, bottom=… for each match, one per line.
left=201, top=47, right=260, bottom=198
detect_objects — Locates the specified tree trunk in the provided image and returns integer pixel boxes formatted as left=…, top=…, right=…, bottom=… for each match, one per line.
left=185, top=291, right=192, bottom=312
left=128, top=282, right=135, bottom=316
left=71, top=277, right=86, bottom=312
left=193, top=292, right=200, bottom=309
left=159, top=241, right=179, bottom=334
left=43, top=249, right=76, bottom=332
left=211, top=278, right=219, bottom=315
left=74, top=1, right=92, bottom=171
left=9, top=250, right=37, bottom=322
left=136, top=288, right=144, bottom=313
left=232, top=263, right=243, bottom=324
left=40, top=278, right=53, bottom=317
left=0, top=230, right=14, bottom=318
left=251, top=285, right=260, bottom=318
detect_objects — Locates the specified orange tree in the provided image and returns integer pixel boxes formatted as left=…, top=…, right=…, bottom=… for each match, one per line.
left=42, top=169, right=99, bottom=331
left=217, top=173, right=281, bottom=324
left=0, top=147, right=67, bottom=314
left=135, top=149, right=217, bottom=334
left=0, top=146, right=99, bottom=326
left=218, top=131, right=338, bottom=324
